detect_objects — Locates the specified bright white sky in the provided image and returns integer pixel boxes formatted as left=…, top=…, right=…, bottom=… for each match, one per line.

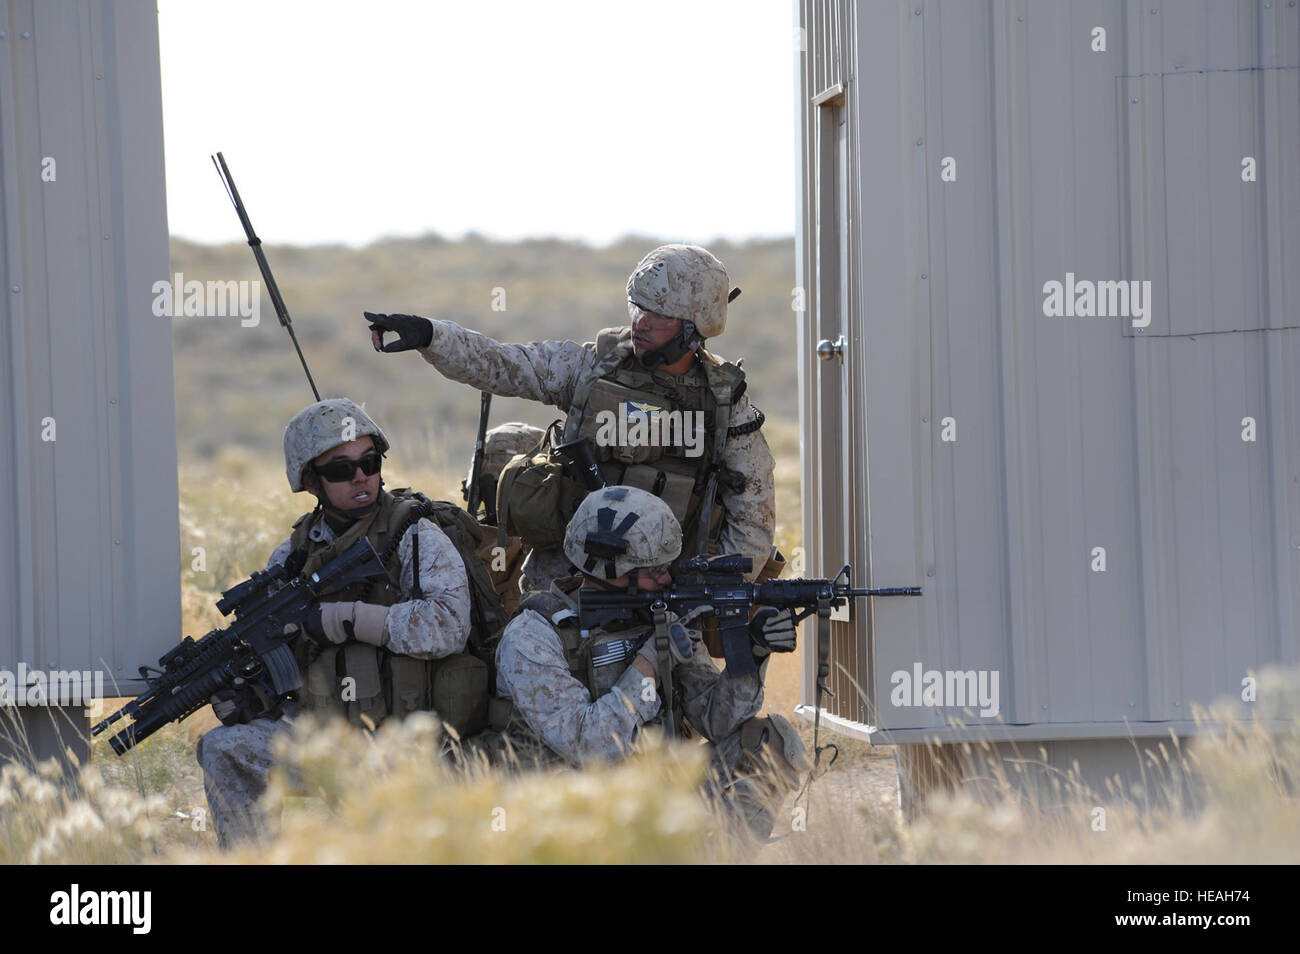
left=158, top=0, right=797, bottom=248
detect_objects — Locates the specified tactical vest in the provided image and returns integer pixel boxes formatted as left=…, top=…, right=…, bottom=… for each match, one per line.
left=505, top=586, right=684, bottom=744
left=484, top=588, right=805, bottom=796
left=287, top=489, right=493, bottom=733
left=522, top=588, right=651, bottom=698
left=561, top=327, right=749, bottom=558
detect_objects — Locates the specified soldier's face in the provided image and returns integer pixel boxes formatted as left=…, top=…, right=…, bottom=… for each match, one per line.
left=630, top=307, right=683, bottom=358
left=605, top=566, right=673, bottom=591
left=304, top=436, right=381, bottom=510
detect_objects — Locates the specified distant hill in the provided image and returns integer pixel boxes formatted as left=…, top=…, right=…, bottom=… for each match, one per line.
left=170, top=234, right=799, bottom=479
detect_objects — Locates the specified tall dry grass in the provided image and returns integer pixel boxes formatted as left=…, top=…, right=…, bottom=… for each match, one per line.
left=4, top=450, right=1297, bottom=864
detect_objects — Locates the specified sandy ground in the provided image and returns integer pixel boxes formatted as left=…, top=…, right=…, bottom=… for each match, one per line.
left=759, top=647, right=905, bottom=829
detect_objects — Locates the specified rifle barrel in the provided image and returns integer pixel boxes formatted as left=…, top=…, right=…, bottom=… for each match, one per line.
left=846, top=586, right=923, bottom=598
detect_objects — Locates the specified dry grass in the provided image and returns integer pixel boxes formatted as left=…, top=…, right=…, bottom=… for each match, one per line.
left=201, top=715, right=732, bottom=865
left=5, top=452, right=1297, bottom=864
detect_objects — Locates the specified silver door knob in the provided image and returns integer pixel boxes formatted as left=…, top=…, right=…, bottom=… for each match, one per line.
left=817, top=334, right=846, bottom=361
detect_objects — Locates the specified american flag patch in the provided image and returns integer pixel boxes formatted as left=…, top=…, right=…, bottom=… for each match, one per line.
left=590, top=638, right=638, bottom=669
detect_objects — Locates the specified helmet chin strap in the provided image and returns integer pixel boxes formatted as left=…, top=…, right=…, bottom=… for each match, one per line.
left=638, top=321, right=700, bottom=370
left=317, top=478, right=384, bottom=524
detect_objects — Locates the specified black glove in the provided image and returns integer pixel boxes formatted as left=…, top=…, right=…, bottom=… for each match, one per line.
left=210, top=688, right=244, bottom=726
left=297, top=606, right=338, bottom=649
left=364, top=311, right=433, bottom=352
left=749, top=607, right=797, bottom=657
left=209, top=679, right=275, bottom=726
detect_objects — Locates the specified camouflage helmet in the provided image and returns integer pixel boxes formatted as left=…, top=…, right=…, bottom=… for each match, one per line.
left=563, top=486, right=682, bottom=581
left=284, top=398, right=390, bottom=492
left=626, top=244, right=729, bottom=338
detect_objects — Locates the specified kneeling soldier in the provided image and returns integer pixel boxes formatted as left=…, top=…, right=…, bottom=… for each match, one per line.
left=494, top=485, right=806, bottom=838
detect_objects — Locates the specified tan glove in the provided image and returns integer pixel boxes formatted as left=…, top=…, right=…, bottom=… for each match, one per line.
left=307, top=602, right=390, bottom=647
left=350, top=602, right=389, bottom=646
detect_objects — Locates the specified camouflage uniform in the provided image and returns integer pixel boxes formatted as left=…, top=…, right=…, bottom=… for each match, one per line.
left=464, top=422, right=544, bottom=614
left=196, top=400, right=472, bottom=848
left=416, top=324, right=774, bottom=588
left=408, top=245, right=776, bottom=591
left=495, top=581, right=766, bottom=768
left=492, top=486, right=805, bottom=839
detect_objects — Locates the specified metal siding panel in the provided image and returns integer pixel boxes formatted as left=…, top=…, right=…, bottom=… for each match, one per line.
left=800, top=0, right=1298, bottom=743
left=1266, top=330, right=1300, bottom=668
left=1216, top=334, right=1277, bottom=695
left=34, top=1, right=99, bottom=672
left=0, top=0, right=38, bottom=673
left=851, top=0, right=930, bottom=730
left=1166, top=337, right=1222, bottom=716
left=1262, top=65, right=1300, bottom=334
left=0, top=0, right=177, bottom=691
left=1162, top=0, right=1209, bottom=72
left=1071, top=0, right=1147, bottom=724
left=992, top=0, right=1045, bottom=727
left=924, top=0, right=1010, bottom=728
left=1030, top=2, right=1096, bottom=724
left=106, top=0, right=181, bottom=684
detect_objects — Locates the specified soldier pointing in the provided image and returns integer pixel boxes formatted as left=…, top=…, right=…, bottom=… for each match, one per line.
left=363, top=244, right=777, bottom=593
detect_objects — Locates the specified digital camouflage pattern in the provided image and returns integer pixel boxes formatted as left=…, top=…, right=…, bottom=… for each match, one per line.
left=197, top=517, right=471, bottom=846
left=562, top=486, right=682, bottom=581
left=467, top=421, right=545, bottom=490
left=494, top=583, right=765, bottom=767
left=195, top=712, right=291, bottom=847
left=494, top=581, right=806, bottom=837
left=416, top=322, right=776, bottom=586
left=266, top=515, right=472, bottom=657
left=625, top=244, right=729, bottom=337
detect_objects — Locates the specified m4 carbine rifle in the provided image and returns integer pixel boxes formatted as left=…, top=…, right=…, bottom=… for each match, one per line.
left=91, top=539, right=391, bottom=756
left=578, top=554, right=921, bottom=679
left=578, top=555, right=922, bottom=766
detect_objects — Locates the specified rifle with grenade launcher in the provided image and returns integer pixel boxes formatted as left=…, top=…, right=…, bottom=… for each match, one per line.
left=92, top=539, right=391, bottom=755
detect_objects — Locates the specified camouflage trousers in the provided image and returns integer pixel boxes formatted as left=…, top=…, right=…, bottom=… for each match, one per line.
left=704, top=713, right=808, bottom=841
left=195, top=711, right=298, bottom=849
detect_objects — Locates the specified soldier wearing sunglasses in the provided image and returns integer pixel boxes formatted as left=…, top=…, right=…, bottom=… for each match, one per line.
left=196, top=397, right=472, bottom=847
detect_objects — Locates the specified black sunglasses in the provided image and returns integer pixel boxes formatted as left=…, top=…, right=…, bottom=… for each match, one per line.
left=312, top=451, right=383, bottom=483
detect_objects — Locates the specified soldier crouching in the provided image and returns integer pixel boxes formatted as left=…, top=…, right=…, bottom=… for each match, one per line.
left=196, top=398, right=473, bottom=848
left=492, top=485, right=807, bottom=840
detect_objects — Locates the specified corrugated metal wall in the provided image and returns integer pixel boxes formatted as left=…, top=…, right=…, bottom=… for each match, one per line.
left=0, top=0, right=178, bottom=697
left=798, top=0, right=1299, bottom=742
